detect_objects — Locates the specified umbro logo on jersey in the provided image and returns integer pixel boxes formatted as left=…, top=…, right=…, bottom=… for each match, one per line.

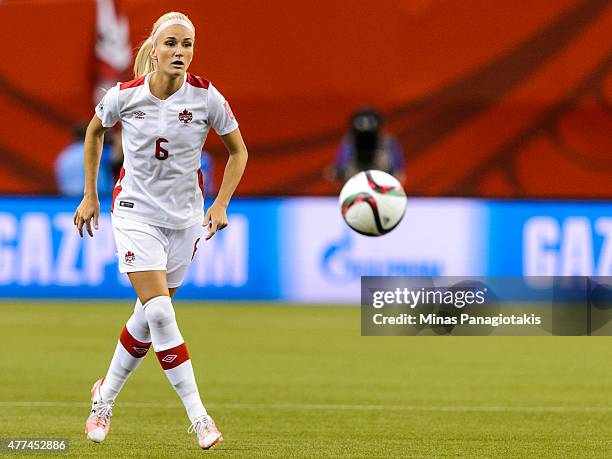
left=134, top=110, right=146, bottom=119
left=161, top=354, right=177, bottom=363
left=179, top=109, right=193, bottom=124
left=125, top=251, right=135, bottom=264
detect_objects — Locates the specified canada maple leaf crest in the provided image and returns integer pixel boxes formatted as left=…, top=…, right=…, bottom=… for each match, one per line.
left=179, top=109, right=193, bottom=124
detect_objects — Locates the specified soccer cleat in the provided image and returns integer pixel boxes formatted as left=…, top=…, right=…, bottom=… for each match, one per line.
left=188, top=415, right=223, bottom=449
left=85, top=378, right=114, bottom=443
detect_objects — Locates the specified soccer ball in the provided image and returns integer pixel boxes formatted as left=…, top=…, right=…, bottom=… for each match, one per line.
left=339, top=170, right=407, bottom=236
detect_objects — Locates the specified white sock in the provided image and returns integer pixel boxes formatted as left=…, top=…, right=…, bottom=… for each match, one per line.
left=100, top=299, right=151, bottom=402
left=143, top=296, right=207, bottom=422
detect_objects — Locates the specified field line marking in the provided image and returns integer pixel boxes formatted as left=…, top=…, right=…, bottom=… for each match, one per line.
left=0, top=401, right=610, bottom=413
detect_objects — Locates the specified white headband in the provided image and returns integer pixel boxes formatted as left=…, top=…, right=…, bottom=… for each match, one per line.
left=151, top=19, right=195, bottom=44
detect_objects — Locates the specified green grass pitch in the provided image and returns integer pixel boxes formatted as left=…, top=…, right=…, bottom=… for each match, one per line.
left=1, top=302, right=611, bottom=458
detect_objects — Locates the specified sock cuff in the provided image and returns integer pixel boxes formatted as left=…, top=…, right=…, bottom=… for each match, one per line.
left=119, top=325, right=151, bottom=358
left=126, top=314, right=150, bottom=342
left=142, top=295, right=171, bottom=310
left=156, top=342, right=190, bottom=370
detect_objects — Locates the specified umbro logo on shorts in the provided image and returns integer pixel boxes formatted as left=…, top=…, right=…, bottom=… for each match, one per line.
left=134, top=110, right=146, bottom=119
left=119, top=201, right=134, bottom=208
left=125, top=251, right=135, bottom=264
left=161, top=354, right=177, bottom=363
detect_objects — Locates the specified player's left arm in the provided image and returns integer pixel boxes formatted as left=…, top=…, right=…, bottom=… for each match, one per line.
left=204, top=127, right=248, bottom=240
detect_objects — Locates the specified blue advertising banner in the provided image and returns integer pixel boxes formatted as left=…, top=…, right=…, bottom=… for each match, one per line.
left=486, top=201, right=612, bottom=277
left=1, top=197, right=611, bottom=301
left=279, top=198, right=487, bottom=302
left=0, top=197, right=282, bottom=299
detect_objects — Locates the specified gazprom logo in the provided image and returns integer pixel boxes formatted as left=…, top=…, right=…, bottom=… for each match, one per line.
left=523, top=217, right=612, bottom=276
left=321, top=232, right=441, bottom=283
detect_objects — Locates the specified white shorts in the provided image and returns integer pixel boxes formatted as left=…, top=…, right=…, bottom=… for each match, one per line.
left=111, top=214, right=203, bottom=288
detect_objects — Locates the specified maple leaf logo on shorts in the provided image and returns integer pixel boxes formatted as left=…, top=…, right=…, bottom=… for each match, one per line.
left=125, top=251, right=136, bottom=264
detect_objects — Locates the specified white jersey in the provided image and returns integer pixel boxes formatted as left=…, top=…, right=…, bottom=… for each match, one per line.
left=96, top=72, right=238, bottom=229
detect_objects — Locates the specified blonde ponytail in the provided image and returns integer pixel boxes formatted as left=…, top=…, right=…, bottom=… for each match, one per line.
left=133, top=12, right=195, bottom=78
left=133, top=39, right=155, bottom=78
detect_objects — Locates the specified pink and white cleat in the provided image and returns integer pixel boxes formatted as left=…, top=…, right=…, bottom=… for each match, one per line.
left=188, top=415, right=223, bottom=449
left=84, top=378, right=113, bottom=443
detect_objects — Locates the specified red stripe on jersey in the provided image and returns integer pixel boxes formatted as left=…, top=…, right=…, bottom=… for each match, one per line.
left=119, top=325, right=151, bottom=358
left=111, top=167, right=125, bottom=213
left=197, top=169, right=205, bottom=201
left=120, top=75, right=146, bottom=90
left=156, top=343, right=190, bottom=370
left=186, top=73, right=210, bottom=89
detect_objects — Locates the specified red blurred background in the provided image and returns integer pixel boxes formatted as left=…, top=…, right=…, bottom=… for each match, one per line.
left=0, top=0, right=610, bottom=197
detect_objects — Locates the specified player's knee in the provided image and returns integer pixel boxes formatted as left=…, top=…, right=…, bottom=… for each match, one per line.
left=143, top=296, right=175, bottom=328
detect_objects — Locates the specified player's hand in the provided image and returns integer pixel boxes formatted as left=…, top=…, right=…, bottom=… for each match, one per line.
left=203, top=202, right=228, bottom=240
left=73, top=195, right=100, bottom=238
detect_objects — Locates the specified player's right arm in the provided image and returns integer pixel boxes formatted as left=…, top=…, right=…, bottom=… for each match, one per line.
left=73, top=115, right=107, bottom=238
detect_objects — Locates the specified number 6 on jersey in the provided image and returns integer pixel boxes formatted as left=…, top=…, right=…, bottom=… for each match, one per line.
left=155, top=138, right=169, bottom=160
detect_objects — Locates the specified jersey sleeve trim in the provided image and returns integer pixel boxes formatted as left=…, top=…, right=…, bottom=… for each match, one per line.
left=215, top=125, right=239, bottom=136
left=207, top=83, right=239, bottom=135
left=186, top=73, right=210, bottom=89
left=95, top=83, right=121, bottom=128
left=120, top=75, right=146, bottom=90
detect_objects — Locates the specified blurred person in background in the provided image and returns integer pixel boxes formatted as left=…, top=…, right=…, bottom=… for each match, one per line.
left=329, top=108, right=405, bottom=184
left=73, top=11, right=248, bottom=450
left=200, top=149, right=216, bottom=199
left=109, top=129, right=125, bottom=183
left=55, top=124, right=114, bottom=196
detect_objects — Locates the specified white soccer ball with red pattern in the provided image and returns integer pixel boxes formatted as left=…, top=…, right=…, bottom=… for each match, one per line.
left=339, top=170, right=407, bottom=236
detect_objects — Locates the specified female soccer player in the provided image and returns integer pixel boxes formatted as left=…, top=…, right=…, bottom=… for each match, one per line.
left=73, top=11, right=248, bottom=449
